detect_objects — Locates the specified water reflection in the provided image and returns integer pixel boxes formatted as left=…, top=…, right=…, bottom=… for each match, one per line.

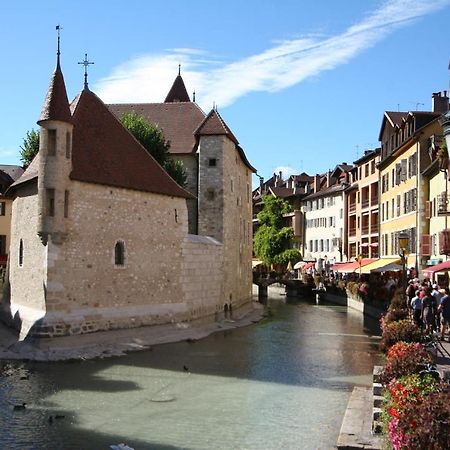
left=0, top=294, right=381, bottom=449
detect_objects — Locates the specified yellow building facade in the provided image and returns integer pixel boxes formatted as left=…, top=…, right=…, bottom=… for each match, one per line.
left=379, top=111, right=442, bottom=271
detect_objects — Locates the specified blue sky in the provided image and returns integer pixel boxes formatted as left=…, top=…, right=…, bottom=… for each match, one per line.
left=1, top=0, right=450, bottom=187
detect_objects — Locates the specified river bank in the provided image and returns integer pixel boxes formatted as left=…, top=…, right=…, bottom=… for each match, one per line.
left=0, top=301, right=264, bottom=361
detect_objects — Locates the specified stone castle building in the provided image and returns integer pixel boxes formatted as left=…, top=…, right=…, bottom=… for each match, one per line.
left=1, top=51, right=255, bottom=339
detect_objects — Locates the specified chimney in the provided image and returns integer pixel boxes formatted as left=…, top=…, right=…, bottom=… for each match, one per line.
left=432, top=91, right=449, bottom=113
left=314, top=174, right=320, bottom=193
left=327, top=170, right=332, bottom=188
left=274, top=171, right=283, bottom=187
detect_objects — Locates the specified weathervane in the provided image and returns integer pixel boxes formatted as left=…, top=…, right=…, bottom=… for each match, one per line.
left=56, top=25, right=62, bottom=63
left=78, top=53, right=94, bottom=90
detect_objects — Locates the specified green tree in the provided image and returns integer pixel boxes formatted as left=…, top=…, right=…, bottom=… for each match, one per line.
left=20, top=129, right=40, bottom=168
left=121, top=112, right=187, bottom=187
left=253, top=195, right=301, bottom=267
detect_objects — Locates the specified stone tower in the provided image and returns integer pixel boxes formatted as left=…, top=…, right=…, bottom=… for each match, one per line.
left=196, top=109, right=255, bottom=310
left=36, top=54, right=73, bottom=246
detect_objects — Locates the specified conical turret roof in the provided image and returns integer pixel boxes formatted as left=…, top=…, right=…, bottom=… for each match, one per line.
left=164, top=74, right=191, bottom=103
left=38, top=61, right=72, bottom=124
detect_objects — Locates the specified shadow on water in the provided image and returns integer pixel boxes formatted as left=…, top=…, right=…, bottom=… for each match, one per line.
left=0, top=294, right=383, bottom=449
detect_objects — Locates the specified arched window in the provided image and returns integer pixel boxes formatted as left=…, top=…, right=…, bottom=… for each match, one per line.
left=19, top=239, right=23, bottom=267
left=114, top=240, right=125, bottom=266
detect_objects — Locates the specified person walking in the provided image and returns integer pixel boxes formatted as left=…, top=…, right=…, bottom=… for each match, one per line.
left=421, top=287, right=437, bottom=335
left=439, top=287, right=450, bottom=341
left=410, top=289, right=423, bottom=329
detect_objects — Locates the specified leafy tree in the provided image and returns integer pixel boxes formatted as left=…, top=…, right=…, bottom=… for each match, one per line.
left=20, top=129, right=40, bottom=168
left=253, top=195, right=301, bottom=267
left=121, top=112, right=187, bottom=187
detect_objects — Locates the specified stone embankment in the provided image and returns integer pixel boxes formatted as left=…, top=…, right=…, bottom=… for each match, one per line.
left=0, top=302, right=263, bottom=362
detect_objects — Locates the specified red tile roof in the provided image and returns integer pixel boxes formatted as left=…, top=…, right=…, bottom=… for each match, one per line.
left=195, top=109, right=239, bottom=145
left=69, top=89, right=193, bottom=199
left=164, top=75, right=191, bottom=103
left=38, top=61, right=72, bottom=124
left=108, top=102, right=205, bottom=155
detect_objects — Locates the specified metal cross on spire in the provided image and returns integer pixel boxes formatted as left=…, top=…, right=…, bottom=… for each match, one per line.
left=78, top=53, right=94, bottom=90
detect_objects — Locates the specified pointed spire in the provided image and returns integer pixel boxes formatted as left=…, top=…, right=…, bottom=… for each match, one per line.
left=37, top=30, right=72, bottom=124
left=164, top=67, right=191, bottom=103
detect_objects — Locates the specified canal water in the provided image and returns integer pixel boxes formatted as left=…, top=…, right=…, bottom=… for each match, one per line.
left=0, top=291, right=381, bottom=450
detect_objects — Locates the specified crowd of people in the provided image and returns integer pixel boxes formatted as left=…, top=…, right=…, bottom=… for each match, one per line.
left=406, top=279, right=450, bottom=341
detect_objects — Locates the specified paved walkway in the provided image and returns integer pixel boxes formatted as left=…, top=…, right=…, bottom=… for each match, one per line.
left=0, top=303, right=264, bottom=361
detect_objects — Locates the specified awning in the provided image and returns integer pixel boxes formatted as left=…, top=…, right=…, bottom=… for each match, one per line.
left=423, top=260, right=450, bottom=278
left=371, top=262, right=403, bottom=273
left=360, top=258, right=400, bottom=274
left=302, top=262, right=316, bottom=271
left=332, top=259, right=376, bottom=273
left=294, top=261, right=307, bottom=269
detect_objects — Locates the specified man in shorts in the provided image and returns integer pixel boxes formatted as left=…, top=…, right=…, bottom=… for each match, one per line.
left=439, top=287, right=450, bottom=341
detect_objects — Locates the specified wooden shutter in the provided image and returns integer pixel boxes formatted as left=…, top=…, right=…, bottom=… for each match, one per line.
left=421, top=234, right=431, bottom=256
left=439, top=230, right=450, bottom=255
left=425, top=201, right=432, bottom=219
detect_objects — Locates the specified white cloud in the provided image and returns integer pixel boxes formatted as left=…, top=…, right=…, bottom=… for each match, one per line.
left=95, top=0, right=450, bottom=110
left=273, top=166, right=299, bottom=180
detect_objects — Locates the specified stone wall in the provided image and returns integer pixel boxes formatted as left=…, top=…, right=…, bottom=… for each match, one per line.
left=7, top=183, right=47, bottom=339
left=197, top=135, right=224, bottom=242
left=180, top=234, right=223, bottom=320
left=170, top=153, right=198, bottom=235
left=221, top=137, right=253, bottom=310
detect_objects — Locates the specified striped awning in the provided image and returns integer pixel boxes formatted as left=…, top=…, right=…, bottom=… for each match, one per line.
left=360, top=258, right=400, bottom=274
left=332, top=259, right=376, bottom=273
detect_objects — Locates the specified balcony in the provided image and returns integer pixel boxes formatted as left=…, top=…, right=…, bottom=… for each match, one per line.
left=349, top=227, right=356, bottom=237
left=370, top=196, right=378, bottom=207
left=361, top=199, right=370, bottom=209
left=438, top=192, right=449, bottom=215
left=370, top=224, right=378, bottom=234
left=361, top=225, right=369, bottom=235
left=348, top=203, right=356, bottom=214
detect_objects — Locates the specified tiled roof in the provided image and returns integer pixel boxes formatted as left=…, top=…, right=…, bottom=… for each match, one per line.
left=8, top=154, right=39, bottom=190
left=38, top=61, right=72, bottom=124
left=108, top=102, right=205, bottom=154
left=70, top=89, right=194, bottom=199
left=385, top=111, right=408, bottom=128
left=195, top=109, right=239, bottom=145
left=164, top=75, right=191, bottom=103
left=269, top=187, right=294, bottom=198
left=0, top=165, right=24, bottom=182
left=303, top=183, right=347, bottom=200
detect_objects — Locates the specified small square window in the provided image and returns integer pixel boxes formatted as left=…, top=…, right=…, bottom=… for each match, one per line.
left=208, top=158, right=217, bottom=167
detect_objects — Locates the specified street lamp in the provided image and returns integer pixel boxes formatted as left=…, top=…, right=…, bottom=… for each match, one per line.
left=398, top=231, right=410, bottom=306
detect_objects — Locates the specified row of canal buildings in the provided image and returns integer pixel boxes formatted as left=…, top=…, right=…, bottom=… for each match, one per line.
left=253, top=90, right=450, bottom=277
